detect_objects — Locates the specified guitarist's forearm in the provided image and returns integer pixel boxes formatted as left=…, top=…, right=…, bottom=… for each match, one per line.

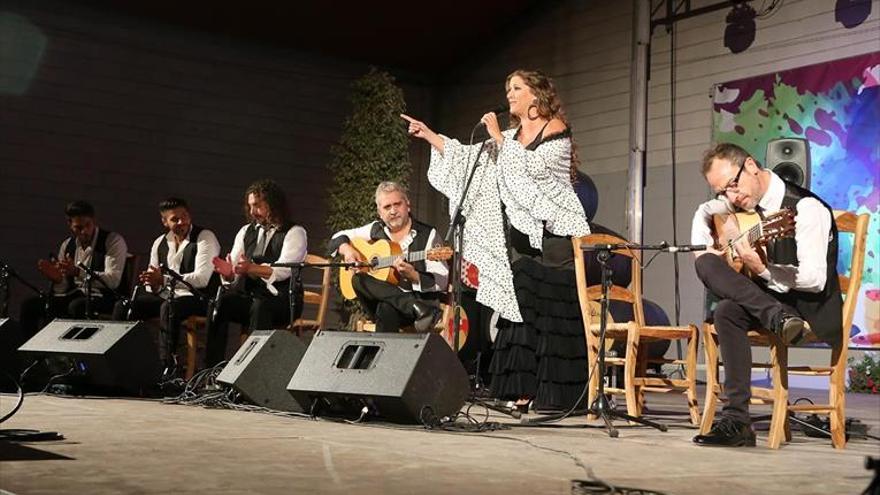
left=327, top=235, right=351, bottom=257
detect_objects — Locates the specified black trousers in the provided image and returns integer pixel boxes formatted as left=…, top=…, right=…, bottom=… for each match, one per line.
left=695, top=254, right=798, bottom=424
left=112, top=292, right=206, bottom=366
left=351, top=273, right=427, bottom=334
left=205, top=290, right=291, bottom=367
left=20, top=291, right=115, bottom=339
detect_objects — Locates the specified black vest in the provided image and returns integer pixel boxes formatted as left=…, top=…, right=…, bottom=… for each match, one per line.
left=764, top=182, right=842, bottom=345
left=156, top=225, right=220, bottom=294
left=238, top=223, right=301, bottom=301
left=367, top=218, right=438, bottom=293
left=64, top=228, right=115, bottom=295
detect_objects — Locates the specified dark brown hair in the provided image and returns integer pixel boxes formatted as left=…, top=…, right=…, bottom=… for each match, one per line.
left=65, top=200, right=95, bottom=218
left=158, top=197, right=189, bottom=213
left=244, top=179, right=291, bottom=227
left=505, top=69, right=579, bottom=183
left=701, top=142, right=762, bottom=175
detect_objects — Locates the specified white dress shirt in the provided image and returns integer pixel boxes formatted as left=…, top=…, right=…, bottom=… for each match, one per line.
left=148, top=227, right=221, bottom=298
left=54, top=227, right=128, bottom=296
left=330, top=220, right=449, bottom=293
left=691, top=170, right=832, bottom=294
left=227, top=224, right=308, bottom=296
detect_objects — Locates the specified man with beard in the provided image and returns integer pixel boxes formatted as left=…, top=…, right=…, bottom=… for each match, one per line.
left=113, top=198, right=220, bottom=376
left=207, top=180, right=307, bottom=367
left=330, top=181, right=448, bottom=333
left=20, top=200, right=128, bottom=338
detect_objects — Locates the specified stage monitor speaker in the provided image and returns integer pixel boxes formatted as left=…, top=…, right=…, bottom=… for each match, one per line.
left=287, top=331, right=469, bottom=424
left=766, top=138, right=811, bottom=189
left=217, top=330, right=308, bottom=412
left=1, top=318, right=25, bottom=391
left=18, top=319, right=160, bottom=393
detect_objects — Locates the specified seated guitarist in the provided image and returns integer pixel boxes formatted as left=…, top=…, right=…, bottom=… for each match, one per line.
left=330, top=181, right=448, bottom=333
left=691, top=143, right=841, bottom=448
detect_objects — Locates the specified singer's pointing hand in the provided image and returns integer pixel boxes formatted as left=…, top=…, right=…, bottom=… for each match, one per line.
left=401, top=114, right=444, bottom=153
left=480, top=112, right=503, bottom=146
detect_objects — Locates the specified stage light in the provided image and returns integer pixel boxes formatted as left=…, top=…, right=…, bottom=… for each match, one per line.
left=835, top=0, right=872, bottom=28
left=724, top=2, right=757, bottom=54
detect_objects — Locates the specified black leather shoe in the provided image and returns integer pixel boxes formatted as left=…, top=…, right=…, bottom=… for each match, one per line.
left=772, top=312, right=805, bottom=345
left=412, top=301, right=441, bottom=332
left=693, top=417, right=756, bottom=447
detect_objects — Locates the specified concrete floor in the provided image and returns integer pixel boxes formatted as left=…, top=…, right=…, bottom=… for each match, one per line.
left=1, top=389, right=878, bottom=495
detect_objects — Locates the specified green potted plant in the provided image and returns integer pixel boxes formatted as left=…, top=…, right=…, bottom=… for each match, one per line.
left=325, top=68, right=410, bottom=329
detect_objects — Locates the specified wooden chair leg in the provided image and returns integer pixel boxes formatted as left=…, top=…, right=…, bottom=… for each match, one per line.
left=185, top=325, right=197, bottom=381
left=829, top=353, right=847, bottom=449
left=700, top=323, right=720, bottom=434
left=767, top=340, right=789, bottom=449
left=624, top=323, right=641, bottom=422
left=635, top=343, right=648, bottom=415
left=586, top=329, right=600, bottom=422
left=685, top=326, right=701, bottom=426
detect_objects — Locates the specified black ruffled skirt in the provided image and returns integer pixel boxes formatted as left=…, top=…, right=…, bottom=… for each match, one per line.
left=488, top=231, right=587, bottom=410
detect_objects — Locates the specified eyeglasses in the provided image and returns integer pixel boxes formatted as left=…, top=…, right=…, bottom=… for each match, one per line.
left=715, top=159, right=747, bottom=196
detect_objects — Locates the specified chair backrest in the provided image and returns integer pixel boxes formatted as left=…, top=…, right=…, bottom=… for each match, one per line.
left=119, top=253, right=139, bottom=296
left=572, top=234, right=645, bottom=327
left=296, top=253, right=331, bottom=330
left=832, top=211, right=869, bottom=345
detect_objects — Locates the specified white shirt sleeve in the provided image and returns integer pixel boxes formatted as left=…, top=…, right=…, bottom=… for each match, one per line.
left=53, top=238, right=72, bottom=294
left=262, top=226, right=308, bottom=293
left=760, top=198, right=832, bottom=293
left=690, top=197, right=733, bottom=247
left=224, top=225, right=249, bottom=286
left=181, top=229, right=221, bottom=289
left=410, top=228, right=449, bottom=293
left=329, top=223, right=377, bottom=256
left=96, top=232, right=128, bottom=290
left=146, top=235, right=164, bottom=294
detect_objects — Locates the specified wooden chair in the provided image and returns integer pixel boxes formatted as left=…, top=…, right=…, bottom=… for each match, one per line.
left=700, top=210, right=869, bottom=449
left=354, top=291, right=466, bottom=350
left=572, top=234, right=701, bottom=425
left=181, top=254, right=332, bottom=380
left=289, top=254, right=332, bottom=336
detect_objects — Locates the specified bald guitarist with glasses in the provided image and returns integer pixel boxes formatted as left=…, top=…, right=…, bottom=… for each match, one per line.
left=330, top=181, right=449, bottom=333
left=691, top=142, right=842, bottom=447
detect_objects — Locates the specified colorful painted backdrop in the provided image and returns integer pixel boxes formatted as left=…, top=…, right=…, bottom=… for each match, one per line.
left=712, top=52, right=880, bottom=349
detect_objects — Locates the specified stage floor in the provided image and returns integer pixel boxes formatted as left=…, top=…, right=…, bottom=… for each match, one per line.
left=1, top=388, right=878, bottom=494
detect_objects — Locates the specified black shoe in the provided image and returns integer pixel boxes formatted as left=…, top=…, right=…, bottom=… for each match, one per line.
left=772, top=313, right=805, bottom=345
left=412, top=301, right=441, bottom=332
left=693, top=417, right=756, bottom=447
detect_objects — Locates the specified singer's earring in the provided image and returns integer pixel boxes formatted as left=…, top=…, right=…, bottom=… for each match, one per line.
left=527, top=104, right=540, bottom=121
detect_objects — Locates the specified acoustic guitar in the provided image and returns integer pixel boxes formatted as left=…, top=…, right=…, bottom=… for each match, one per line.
left=711, top=208, right=796, bottom=277
left=338, top=238, right=453, bottom=300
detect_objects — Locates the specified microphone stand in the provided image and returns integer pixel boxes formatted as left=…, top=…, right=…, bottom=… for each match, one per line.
left=77, top=262, right=130, bottom=319
left=272, top=260, right=372, bottom=328
left=443, top=124, right=491, bottom=356
left=523, top=242, right=705, bottom=435
left=0, top=260, right=49, bottom=318
left=159, top=265, right=210, bottom=372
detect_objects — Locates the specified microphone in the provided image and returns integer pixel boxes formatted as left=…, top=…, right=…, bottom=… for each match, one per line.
left=477, top=104, right=509, bottom=126
left=489, top=104, right=509, bottom=115
left=662, top=243, right=707, bottom=253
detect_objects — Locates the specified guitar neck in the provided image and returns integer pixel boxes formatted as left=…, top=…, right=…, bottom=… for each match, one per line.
left=375, top=249, right=427, bottom=267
